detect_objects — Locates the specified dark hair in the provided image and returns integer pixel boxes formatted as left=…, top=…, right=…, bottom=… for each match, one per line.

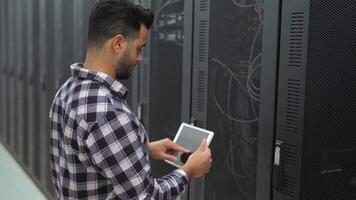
left=88, top=0, right=154, bottom=48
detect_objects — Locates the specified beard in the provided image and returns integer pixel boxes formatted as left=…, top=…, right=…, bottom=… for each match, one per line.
left=115, top=50, right=136, bottom=80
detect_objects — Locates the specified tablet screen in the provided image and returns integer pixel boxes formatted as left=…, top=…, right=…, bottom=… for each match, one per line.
left=176, top=125, right=211, bottom=151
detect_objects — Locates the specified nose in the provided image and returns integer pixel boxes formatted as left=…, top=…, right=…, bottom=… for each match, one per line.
left=137, top=54, right=143, bottom=62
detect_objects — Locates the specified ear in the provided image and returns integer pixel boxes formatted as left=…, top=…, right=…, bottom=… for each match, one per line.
left=111, top=34, right=127, bottom=53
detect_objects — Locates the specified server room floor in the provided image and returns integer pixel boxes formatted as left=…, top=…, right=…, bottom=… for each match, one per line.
left=0, top=143, right=47, bottom=200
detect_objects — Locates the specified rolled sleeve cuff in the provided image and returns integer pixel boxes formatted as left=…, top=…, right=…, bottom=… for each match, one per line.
left=175, top=169, right=189, bottom=183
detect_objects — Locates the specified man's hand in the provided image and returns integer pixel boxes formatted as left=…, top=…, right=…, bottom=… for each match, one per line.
left=180, top=139, right=212, bottom=180
left=148, top=138, right=189, bottom=161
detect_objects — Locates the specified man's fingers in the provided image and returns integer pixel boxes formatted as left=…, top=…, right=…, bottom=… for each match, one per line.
left=162, top=153, right=177, bottom=161
left=169, top=141, right=189, bottom=153
left=166, top=149, right=179, bottom=157
left=198, top=139, right=208, bottom=152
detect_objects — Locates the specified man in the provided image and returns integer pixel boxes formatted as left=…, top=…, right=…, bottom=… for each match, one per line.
left=49, top=0, right=212, bottom=199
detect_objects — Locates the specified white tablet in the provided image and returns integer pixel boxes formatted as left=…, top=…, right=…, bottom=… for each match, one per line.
left=165, top=123, right=214, bottom=168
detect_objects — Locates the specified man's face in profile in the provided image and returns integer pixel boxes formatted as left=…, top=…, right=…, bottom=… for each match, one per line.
left=116, top=25, right=148, bottom=80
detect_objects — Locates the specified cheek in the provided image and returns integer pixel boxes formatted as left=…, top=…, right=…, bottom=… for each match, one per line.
left=134, top=50, right=139, bottom=58
left=133, top=50, right=141, bottom=61
left=122, top=50, right=133, bottom=62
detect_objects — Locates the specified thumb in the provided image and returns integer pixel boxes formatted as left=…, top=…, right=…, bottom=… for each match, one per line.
left=163, top=153, right=177, bottom=162
left=198, top=138, right=208, bottom=152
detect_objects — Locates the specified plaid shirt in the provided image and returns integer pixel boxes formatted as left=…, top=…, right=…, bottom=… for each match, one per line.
left=49, top=63, right=188, bottom=200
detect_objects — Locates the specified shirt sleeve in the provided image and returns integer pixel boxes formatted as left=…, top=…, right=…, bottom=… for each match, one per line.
left=81, top=109, right=188, bottom=200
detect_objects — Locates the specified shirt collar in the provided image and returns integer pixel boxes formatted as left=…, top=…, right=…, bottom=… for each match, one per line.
left=70, top=63, right=128, bottom=99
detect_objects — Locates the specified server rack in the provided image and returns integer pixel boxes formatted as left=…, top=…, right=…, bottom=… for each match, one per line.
left=191, top=0, right=266, bottom=199
left=0, top=0, right=7, bottom=142
left=53, top=0, right=64, bottom=92
left=12, top=0, right=20, bottom=157
left=260, top=0, right=356, bottom=199
left=0, top=0, right=3, bottom=140
left=25, top=0, right=36, bottom=174
left=180, top=0, right=194, bottom=124
left=7, top=0, right=16, bottom=150
left=32, top=0, right=43, bottom=182
left=73, top=0, right=87, bottom=63
left=256, top=0, right=281, bottom=199
left=14, top=0, right=25, bottom=163
left=20, top=0, right=30, bottom=166
left=62, top=1, right=75, bottom=79
left=4, top=0, right=10, bottom=143
left=38, top=0, right=48, bottom=187
left=73, top=1, right=94, bottom=69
